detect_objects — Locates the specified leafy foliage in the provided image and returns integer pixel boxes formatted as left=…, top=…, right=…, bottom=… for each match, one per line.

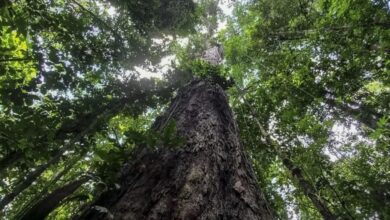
left=221, top=0, right=390, bottom=218
left=0, top=0, right=389, bottom=219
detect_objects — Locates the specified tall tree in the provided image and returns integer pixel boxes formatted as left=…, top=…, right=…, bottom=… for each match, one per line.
left=80, top=79, right=274, bottom=219
left=1, top=0, right=389, bottom=219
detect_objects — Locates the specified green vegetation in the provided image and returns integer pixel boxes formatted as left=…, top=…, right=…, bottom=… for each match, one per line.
left=0, top=0, right=389, bottom=219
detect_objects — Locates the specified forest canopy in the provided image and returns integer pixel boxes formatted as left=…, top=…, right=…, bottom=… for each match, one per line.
left=0, top=0, right=389, bottom=219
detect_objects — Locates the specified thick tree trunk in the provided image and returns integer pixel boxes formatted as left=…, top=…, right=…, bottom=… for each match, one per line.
left=81, top=80, right=274, bottom=219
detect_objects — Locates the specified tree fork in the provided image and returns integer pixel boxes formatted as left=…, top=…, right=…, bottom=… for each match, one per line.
left=80, top=80, right=274, bottom=219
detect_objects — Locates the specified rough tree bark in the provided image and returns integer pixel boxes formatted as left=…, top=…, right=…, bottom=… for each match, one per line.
left=81, top=80, right=274, bottom=219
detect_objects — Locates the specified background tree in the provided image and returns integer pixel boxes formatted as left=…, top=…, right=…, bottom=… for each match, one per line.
left=221, top=0, right=389, bottom=218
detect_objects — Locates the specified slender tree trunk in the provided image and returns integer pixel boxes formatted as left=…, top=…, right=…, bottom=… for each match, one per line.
left=241, top=96, right=337, bottom=220
left=0, top=149, right=65, bottom=210
left=280, top=158, right=336, bottom=220
left=81, top=80, right=274, bottom=219
left=325, top=97, right=381, bottom=130
left=0, top=101, right=124, bottom=211
left=0, top=151, right=23, bottom=175
left=20, top=177, right=89, bottom=220
left=15, top=154, right=83, bottom=219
